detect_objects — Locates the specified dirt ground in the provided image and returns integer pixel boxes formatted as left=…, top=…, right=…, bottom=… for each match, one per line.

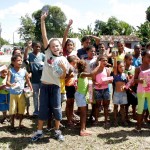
left=0, top=99, right=150, bottom=150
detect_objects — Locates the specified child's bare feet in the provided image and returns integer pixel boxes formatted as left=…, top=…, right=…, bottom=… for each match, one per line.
left=80, top=129, right=92, bottom=136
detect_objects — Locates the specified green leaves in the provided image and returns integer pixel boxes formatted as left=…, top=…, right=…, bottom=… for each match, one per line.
left=94, top=16, right=135, bottom=36
left=18, top=5, right=67, bottom=43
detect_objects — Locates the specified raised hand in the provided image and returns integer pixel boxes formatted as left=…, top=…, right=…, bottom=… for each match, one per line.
left=68, top=19, right=73, bottom=27
left=41, top=12, right=48, bottom=21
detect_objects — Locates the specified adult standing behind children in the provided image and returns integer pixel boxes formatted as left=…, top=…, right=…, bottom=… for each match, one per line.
left=31, top=12, right=68, bottom=142
left=132, top=44, right=142, bottom=67
left=24, top=41, right=45, bottom=116
left=77, top=36, right=91, bottom=59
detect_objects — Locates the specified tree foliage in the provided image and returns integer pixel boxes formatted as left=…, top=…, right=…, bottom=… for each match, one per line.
left=18, top=5, right=67, bottom=43
left=94, top=16, right=135, bottom=36
left=146, top=6, right=150, bottom=22
left=137, top=21, right=150, bottom=45
left=18, top=14, right=35, bottom=41
left=0, top=37, right=9, bottom=47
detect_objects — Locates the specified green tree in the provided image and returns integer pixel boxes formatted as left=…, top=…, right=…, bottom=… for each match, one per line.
left=94, top=20, right=107, bottom=35
left=18, top=5, right=67, bottom=43
left=78, top=25, right=94, bottom=39
left=94, top=16, right=134, bottom=35
left=32, top=5, right=67, bottom=42
left=146, top=6, right=150, bottom=22
left=118, top=21, right=135, bottom=35
left=137, top=21, right=150, bottom=45
left=0, top=37, right=9, bottom=48
left=18, top=14, right=35, bottom=41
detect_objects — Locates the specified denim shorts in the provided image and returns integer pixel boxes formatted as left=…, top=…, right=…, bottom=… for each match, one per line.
left=113, top=92, right=127, bottom=105
left=39, top=83, right=62, bottom=121
left=75, top=92, right=87, bottom=107
left=94, top=88, right=110, bottom=101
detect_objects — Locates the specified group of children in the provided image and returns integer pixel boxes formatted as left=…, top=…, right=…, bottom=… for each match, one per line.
left=0, top=12, right=150, bottom=142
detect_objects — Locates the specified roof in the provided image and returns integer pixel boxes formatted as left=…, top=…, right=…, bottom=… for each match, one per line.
left=100, top=35, right=140, bottom=42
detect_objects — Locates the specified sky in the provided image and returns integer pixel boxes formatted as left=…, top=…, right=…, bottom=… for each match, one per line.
left=0, top=0, right=149, bottom=44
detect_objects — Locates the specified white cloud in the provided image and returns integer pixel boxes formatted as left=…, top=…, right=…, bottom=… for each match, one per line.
left=0, top=0, right=149, bottom=43
left=108, top=0, right=147, bottom=27
left=54, top=2, right=110, bottom=32
left=0, top=0, right=44, bottom=43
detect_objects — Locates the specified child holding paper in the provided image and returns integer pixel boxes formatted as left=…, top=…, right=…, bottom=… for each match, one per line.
left=92, top=55, right=113, bottom=129
left=134, top=50, right=150, bottom=131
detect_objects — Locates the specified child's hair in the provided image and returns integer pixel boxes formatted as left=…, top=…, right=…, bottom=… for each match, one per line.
left=96, top=54, right=107, bottom=66
left=32, top=41, right=41, bottom=48
left=45, top=38, right=62, bottom=50
left=99, top=42, right=105, bottom=47
left=81, top=36, right=91, bottom=43
left=134, top=44, right=141, bottom=49
left=12, top=47, right=21, bottom=56
left=124, top=53, right=132, bottom=60
left=146, top=42, right=150, bottom=49
left=117, top=39, right=125, bottom=45
left=67, top=55, right=77, bottom=63
left=11, top=55, right=22, bottom=62
left=97, top=54, right=107, bottom=61
left=64, top=39, right=74, bottom=48
left=117, top=61, right=124, bottom=74
left=76, top=60, right=87, bottom=74
left=141, top=49, right=150, bottom=57
left=86, top=45, right=95, bottom=52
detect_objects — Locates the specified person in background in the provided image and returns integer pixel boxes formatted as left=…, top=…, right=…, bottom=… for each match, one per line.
left=132, top=44, right=142, bottom=68
left=84, top=45, right=97, bottom=123
left=146, top=42, right=150, bottom=50
left=65, top=55, right=78, bottom=126
left=77, top=36, right=91, bottom=59
left=124, top=54, right=137, bottom=122
left=0, top=66, right=10, bottom=123
left=24, top=41, right=45, bottom=116
left=134, top=50, right=150, bottom=132
left=62, top=19, right=77, bottom=57
left=87, top=35, right=101, bottom=54
left=116, top=40, right=126, bottom=62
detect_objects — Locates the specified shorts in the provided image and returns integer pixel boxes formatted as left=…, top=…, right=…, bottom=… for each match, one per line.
left=61, top=93, right=67, bottom=103
left=9, top=94, right=25, bottom=115
left=39, top=84, right=62, bottom=121
left=0, top=93, right=10, bottom=111
left=126, top=90, right=137, bottom=106
left=65, top=86, right=76, bottom=99
left=113, top=92, right=127, bottom=105
left=94, top=88, right=110, bottom=101
left=75, top=92, right=87, bottom=107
